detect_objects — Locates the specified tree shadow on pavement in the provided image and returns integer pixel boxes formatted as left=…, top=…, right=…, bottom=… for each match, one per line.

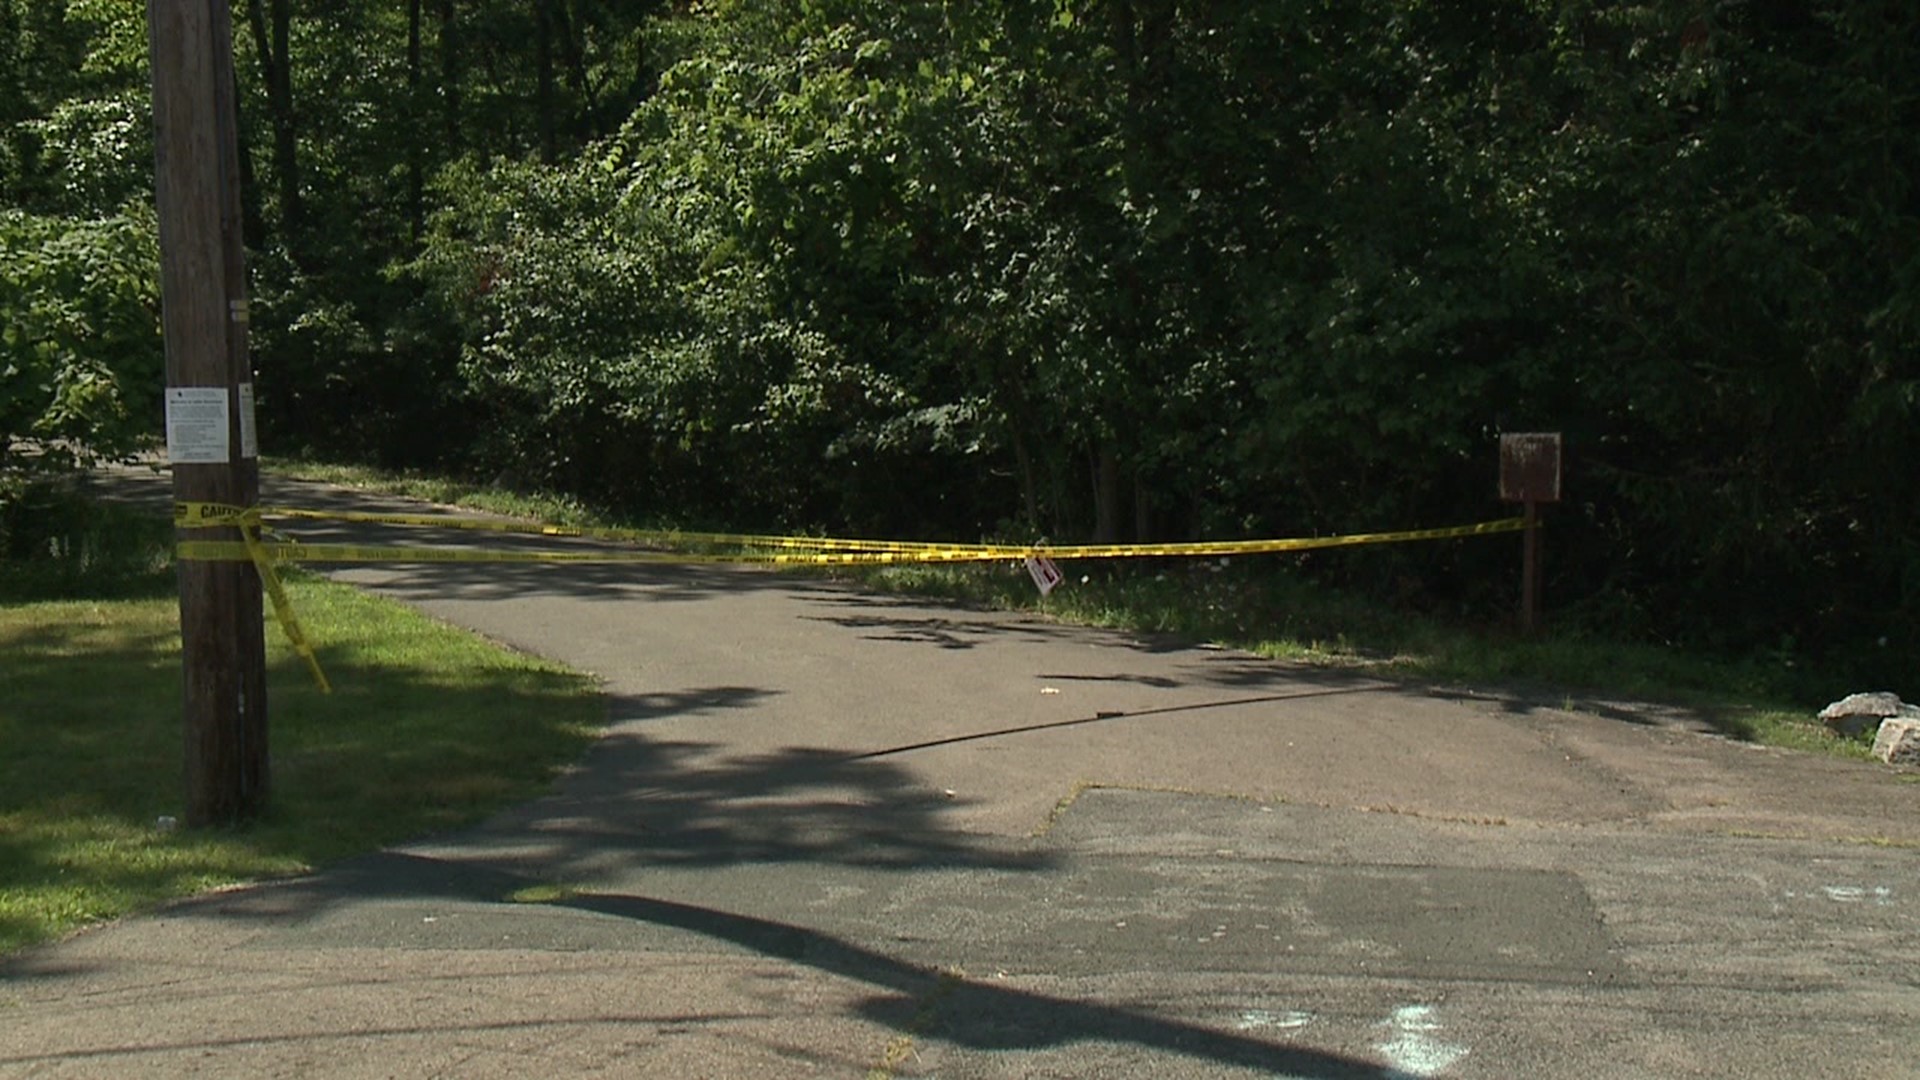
left=1423, top=683, right=1728, bottom=735
left=800, top=610, right=1075, bottom=650
left=567, top=889, right=1390, bottom=1079
left=176, top=850, right=1388, bottom=1079
left=844, top=684, right=1392, bottom=763
left=463, top=728, right=1048, bottom=875
left=329, top=556, right=857, bottom=607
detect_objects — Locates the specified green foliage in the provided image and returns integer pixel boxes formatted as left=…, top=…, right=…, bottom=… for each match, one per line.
left=389, top=0, right=1920, bottom=674
left=409, top=7, right=1017, bottom=528
left=0, top=482, right=172, bottom=601
left=5, top=0, right=1913, bottom=673
left=0, top=0, right=148, bottom=211
left=231, top=0, right=673, bottom=469
left=20, top=90, right=151, bottom=214
left=0, top=207, right=162, bottom=486
left=0, top=0, right=160, bottom=526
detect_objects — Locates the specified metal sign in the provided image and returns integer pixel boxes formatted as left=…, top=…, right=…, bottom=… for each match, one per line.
left=1499, top=433, right=1563, bottom=503
left=1024, top=555, right=1064, bottom=596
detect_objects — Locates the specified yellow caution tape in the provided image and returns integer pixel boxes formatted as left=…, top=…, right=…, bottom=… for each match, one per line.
left=979, top=518, right=1528, bottom=560
left=239, top=524, right=332, bottom=694
left=178, top=540, right=1021, bottom=566
left=269, top=507, right=1008, bottom=555
left=171, top=501, right=1526, bottom=692
left=175, top=517, right=1526, bottom=567
left=175, top=501, right=1020, bottom=555
left=175, top=500, right=257, bottom=527
left=175, top=501, right=1525, bottom=561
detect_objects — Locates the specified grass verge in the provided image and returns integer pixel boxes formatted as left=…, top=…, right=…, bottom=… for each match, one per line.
left=1, top=519, right=603, bottom=955
left=854, top=560, right=1871, bottom=759
left=266, top=456, right=608, bottom=528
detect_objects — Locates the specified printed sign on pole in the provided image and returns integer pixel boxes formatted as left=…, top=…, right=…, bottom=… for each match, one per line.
left=237, top=382, right=259, bottom=460
left=165, top=386, right=231, bottom=464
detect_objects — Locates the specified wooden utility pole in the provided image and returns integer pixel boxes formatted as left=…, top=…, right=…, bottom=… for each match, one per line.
left=149, top=0, right=269, bottom=826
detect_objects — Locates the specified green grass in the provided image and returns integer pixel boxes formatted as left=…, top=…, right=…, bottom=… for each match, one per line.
left=263, top=456, right=1871, bottom=758
left=266, top=456, right=610, bottom=528
left=0, top=531, right=604, bottom=955
left=855, top=560, right=1873, bottom=759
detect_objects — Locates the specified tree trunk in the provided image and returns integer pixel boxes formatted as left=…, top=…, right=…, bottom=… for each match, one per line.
left=1008, top=416, right=1041, bottom=532
left=231, top=70, right=265, bottom=249
left=478, top=44, right=504, bottom=162
left=406, top=0, right=423, bottom=242
left=550, top=0, right=594, bottom=133
left=1133, top=473, right=1153, bottom=543
left=532, top=0, right=556, bottom=163
left=437, top=0, right=461, bottom=153
left=0, top=2, right=21, bottom=125
left=268, top=0, right=299, bottom=243
left=997, top=374, right=1043, bottom=530
left=243, top=0, right=301, bottom=256
left=1091, top=442, right=1122, bottom=544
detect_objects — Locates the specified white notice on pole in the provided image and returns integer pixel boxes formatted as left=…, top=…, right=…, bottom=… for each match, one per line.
left=165, top=386, right=230, bottom=464
left=237, top=382, right=259, bottom=459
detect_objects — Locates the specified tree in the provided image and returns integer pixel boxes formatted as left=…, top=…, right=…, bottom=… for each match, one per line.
left=0, top=207, right=162, bottom=485
left=0, top=0, right=159, bottom=499
left=11, top=0, right=1902, bottom=665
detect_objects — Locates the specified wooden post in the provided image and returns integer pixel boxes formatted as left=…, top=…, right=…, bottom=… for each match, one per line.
left=149, top=0, right=269, bottom=826
left=1499, top=433, right=1562, bottom=638
left=1521, top=499, right=1540, bottom=635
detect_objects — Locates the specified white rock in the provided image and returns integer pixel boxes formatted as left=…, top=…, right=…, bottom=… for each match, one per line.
left=1818, top=692, right=1910, bottom=739
left=1819, top=691, right=1905, bottom=719
left=1872, top=717, right=1920, bottom=766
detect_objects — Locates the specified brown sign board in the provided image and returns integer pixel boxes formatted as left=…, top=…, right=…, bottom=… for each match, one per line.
left=1500, top=433, right=1562, bottom=503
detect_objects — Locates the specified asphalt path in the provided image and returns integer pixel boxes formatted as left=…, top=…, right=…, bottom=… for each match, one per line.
left=5, top=470, right=1919, bottom=1078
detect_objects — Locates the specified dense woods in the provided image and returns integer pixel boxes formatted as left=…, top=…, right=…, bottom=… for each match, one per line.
left=2, top=1, right=1915, bottom=677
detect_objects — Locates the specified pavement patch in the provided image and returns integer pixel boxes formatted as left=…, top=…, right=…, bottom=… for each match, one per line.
left=983, top=857, right=1618, bottom=984
left=1023, top=788, right=1618, bottom=984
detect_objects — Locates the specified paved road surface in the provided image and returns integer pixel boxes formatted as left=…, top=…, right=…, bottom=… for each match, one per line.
left=5, top=471, right=1918, bottom=1078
